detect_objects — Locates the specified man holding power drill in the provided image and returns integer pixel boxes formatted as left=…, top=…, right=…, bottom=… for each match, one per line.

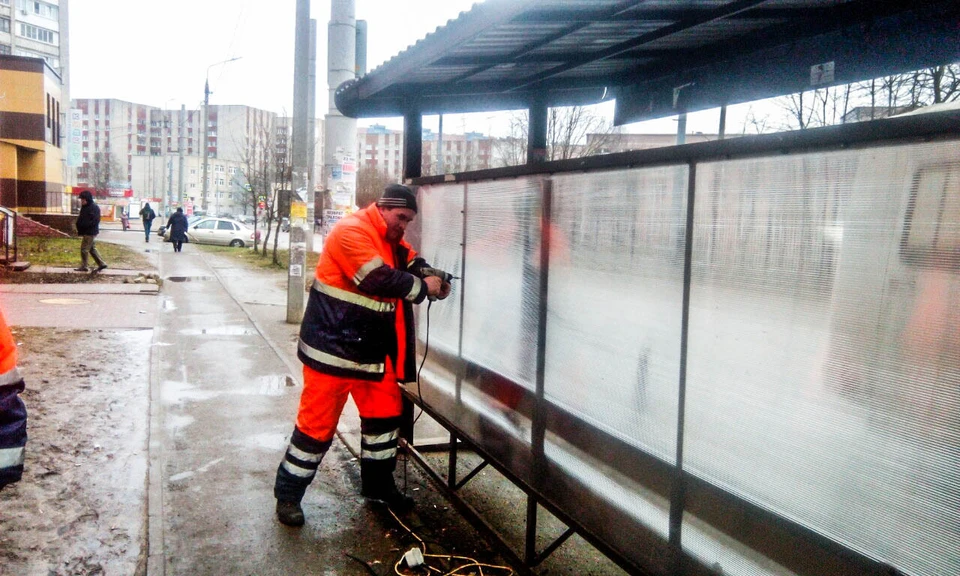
left=273, top=184, right=452, bottom=527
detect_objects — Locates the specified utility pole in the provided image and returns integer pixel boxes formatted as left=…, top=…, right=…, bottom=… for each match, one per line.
left=201, top=79, right=210, bottom=212
left=178, top=104, right=186, bottom=205
left=201, top=57, right=241, bottom=213
left=288, top=0, right=311, bottom=323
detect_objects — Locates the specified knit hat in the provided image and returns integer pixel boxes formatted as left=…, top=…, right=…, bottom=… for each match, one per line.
left=376, top=184, right=417, bottom=213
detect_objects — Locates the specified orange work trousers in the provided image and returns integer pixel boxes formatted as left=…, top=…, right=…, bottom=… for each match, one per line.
left=295, top=357, right=402, bottom=442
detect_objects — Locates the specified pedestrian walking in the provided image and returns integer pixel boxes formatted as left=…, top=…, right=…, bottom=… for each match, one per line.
left=167, top=207, right=189, bottom=253
left=273, top=184, right=451, bottom=528
left=120, top=210, right=130, bottom=231
left=0, top=306, right=28, bottom=491
left=75, top=190, right=107, bottom=273
left=139, top=202, right=156, bottom=242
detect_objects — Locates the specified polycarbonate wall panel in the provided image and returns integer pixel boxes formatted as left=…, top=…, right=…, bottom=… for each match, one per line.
left=547, top=167, right=687, bottom=462
left=683, top=142, right=960, bottom=576
left=416, top=183, right=465, bottom=357
left=462, top=177, right=543, bottom=390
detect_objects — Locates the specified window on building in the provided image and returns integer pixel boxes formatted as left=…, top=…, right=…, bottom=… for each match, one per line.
left=17, top=22, right=58, bottom=45
left=0, top=17, right=10, bottom=33
left=0, top=45, right=10, bottom=55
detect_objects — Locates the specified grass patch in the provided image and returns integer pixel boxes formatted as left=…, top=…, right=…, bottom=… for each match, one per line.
left=15, top=236, right=153, bottom=270
left=195, top=243, right=320, bottom=287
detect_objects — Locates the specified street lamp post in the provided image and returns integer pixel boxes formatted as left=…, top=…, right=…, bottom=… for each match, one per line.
left=202, top=56, right=241, bottom=214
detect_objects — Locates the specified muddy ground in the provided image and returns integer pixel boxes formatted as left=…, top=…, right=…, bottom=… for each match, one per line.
left=0, top=327, right=151, bottom=576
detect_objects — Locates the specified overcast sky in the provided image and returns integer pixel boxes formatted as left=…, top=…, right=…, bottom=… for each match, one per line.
left=68, top=0, right=748, bottom=137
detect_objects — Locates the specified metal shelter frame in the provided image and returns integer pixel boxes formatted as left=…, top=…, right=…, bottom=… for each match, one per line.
left=332, top=1, right=960, bottom=573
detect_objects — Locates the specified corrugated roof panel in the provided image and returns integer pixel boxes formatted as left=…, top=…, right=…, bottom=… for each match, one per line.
left=467, top=61, right=566, bottom=82
left=639, top=17, right=778, bottom=50
left=407, top=65, right=480, bottom=83
left=451, top=23, right=573, bottom=57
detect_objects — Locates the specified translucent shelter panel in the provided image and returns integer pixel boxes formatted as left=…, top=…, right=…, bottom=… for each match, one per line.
left=462, top=177, right=544, bottom=391
left=683, top=143, right=960, bottom=576
left=415, top=183, right=465, bottom=355
left=547, top=166, right=688, bottom=462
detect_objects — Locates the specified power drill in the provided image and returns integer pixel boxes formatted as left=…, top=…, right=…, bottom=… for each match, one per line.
left=419, top=267, right=457, bottom=284
left=419, top=267, right=458, bottom=301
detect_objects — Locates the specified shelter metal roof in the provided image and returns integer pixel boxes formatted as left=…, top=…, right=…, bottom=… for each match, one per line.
left=335, top=0, right=960, bottom=125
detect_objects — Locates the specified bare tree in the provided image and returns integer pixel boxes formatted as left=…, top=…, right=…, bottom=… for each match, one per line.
left=766, top=62, right=960, bottom=131
left=356, top=165, right=395, bottom=209
left=493, top=105, right=620, bottom=167
left=83, top=151, right=125, bottom=194
left=239, top=116, right=276, bottom=252
left=548, top=105, right=619, bottom=160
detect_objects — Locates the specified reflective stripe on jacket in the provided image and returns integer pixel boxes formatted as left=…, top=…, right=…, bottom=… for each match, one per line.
left=0, top=308, right=26, bottom=488
left=298, top=204, right=430, bottom=382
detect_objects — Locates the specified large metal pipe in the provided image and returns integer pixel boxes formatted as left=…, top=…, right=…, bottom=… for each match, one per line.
left=324, top=0, right=358, bottom=217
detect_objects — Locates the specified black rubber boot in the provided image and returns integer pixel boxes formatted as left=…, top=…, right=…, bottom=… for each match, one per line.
left=360, top=458, right=414, bottom=512
left=272, top=427, right=332, bottom=525
left=359, top=417, right=412, bottom=511
left=276, top=500, right=305, bottom=527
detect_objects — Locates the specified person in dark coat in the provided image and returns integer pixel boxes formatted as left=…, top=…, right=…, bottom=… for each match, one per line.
left=139, top=202, right=156, bottom=242
left=75, top=190, right=107, bottom=272
left=167, top=207, right=189, bottom=253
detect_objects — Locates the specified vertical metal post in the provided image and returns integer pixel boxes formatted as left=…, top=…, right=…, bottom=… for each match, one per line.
left=438, top=114, right=444, bottom=175
left=669, top=162, right=697, bottom=574
left=447, top=431, right=458, bottom=489
left=676, top=113, right=687, bottom=146
left=178, top=105, right=185, bottom=206
left=455, top=182, right=468, bottom=405
left=201, top=81, right=210, bottom=211
left=403, top=110, right=422, bottom=181
left=525, top=496, right=539, bottom=565
left=525, top=177, right=553, bottom=565
left=527, top=99, right=548, bottom=164
left=718, top=104, right=727, bottom=140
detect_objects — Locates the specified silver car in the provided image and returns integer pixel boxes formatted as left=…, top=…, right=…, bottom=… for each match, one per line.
left=185, top=217, right=256, bottom=247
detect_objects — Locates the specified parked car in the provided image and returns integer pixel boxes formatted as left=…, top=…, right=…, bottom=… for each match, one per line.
left=168, top=217, right=256, bottom=247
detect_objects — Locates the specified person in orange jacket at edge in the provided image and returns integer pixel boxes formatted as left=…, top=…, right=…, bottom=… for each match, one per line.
left=0, top=306, right=28, bottom=491
left=273, top=184, right=451, bottom=527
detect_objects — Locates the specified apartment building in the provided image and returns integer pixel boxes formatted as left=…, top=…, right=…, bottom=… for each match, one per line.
left=0, top=0, right=69, bottom=95
left=358, top=124, right=493, bottom=180
left=130, top=154, right=248, bottom=217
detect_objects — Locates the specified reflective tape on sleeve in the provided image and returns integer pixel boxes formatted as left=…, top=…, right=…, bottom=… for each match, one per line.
left=353, top=257, right=385, bottom=285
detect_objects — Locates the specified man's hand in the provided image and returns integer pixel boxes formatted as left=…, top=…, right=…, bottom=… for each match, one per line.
left=424, top=275, right=443, bottom=298
left=438, top=281, right=452, bottom=300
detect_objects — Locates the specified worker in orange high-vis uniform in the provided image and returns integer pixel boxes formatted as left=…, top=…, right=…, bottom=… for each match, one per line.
left=0, top=306, right=27, bottom=490
left=274, top=184, right=451, bottom=527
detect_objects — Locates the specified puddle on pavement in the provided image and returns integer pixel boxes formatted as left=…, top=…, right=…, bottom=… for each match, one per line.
left=242, top=432, right=289, bottom=452
left=162, top=380, right=221, bottom=404
left=256, top=374, right=297, bottom=396
left=39, top=298, right=90, bottom=305
left=166, top=276, right=214, bottom=282
left=180, top=325, right=254, bottom=336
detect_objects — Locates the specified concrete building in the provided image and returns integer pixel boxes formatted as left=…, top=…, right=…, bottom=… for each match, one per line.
left=130, top=154, right=248, bottom=217
left=0, top=54, right=65, bottom=213
left=587, top=132, right=724, bottom=155
left=71, top=101, right=322, bottom=216
left=358, top=124, right=494, bottom=180
left=0, top=0, right=69, bottom=83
